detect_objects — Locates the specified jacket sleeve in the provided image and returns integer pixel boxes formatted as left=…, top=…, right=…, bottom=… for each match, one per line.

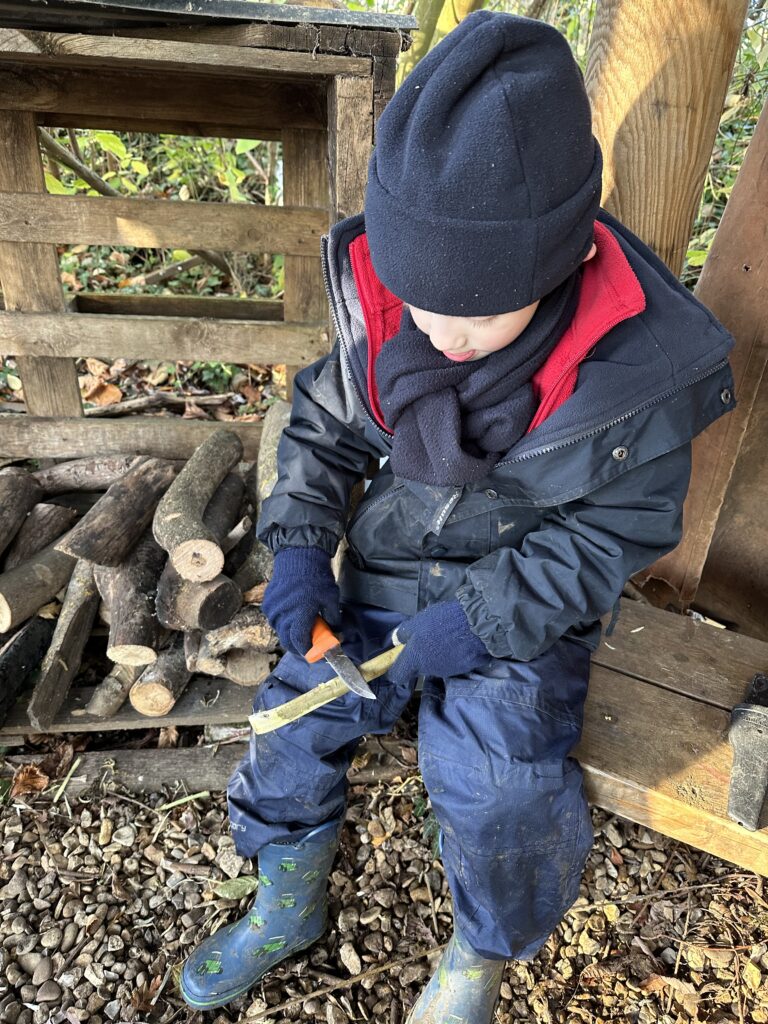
left=256, top=342, right=385, bottom=556
left=456, top=442, right=692, bottom=661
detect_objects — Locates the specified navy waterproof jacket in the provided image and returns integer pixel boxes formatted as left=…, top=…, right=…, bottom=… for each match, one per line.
left=257, top=209, right=736, bottom=661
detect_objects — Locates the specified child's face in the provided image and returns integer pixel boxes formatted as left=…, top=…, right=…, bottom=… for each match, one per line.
left=405, top=242, right=597, bottom=363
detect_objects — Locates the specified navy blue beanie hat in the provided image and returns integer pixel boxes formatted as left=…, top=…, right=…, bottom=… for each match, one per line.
left=364, top=10, right=603, bottom=316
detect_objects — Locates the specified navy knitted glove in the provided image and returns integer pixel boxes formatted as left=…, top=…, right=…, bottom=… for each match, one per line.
left=262, top=546, right=341, bottom=656
left=388, top=599, right=491, bottom=686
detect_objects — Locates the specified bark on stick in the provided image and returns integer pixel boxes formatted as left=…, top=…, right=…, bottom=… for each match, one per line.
left=26, top=560, right=99, bottom=731
left=130, top=636, right=192, bottom=716
left=83, top=663, right=145, bottom=718
left=0, top=472, right=43, bottom=559
left=4, top=503, right=79, bottom=570
left=153, top=430, right=243, bottom=581
left=94, top=533, right=166, bottom=665
left=32, top=455, right=142, bottom=495
left=56, top=457, right=178, bottom=566
left=0, top=542, right=76, bottom=634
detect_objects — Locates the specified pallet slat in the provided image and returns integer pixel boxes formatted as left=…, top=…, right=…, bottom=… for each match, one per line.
left=0, top=192, right=328, bottom=255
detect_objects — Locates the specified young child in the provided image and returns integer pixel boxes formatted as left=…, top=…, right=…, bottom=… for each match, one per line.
left=180, top=10, right=736, bottom=1020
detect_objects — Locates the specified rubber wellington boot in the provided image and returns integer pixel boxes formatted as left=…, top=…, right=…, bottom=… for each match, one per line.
left=405, top=928, right=505, bottom=1024
left=179, top=820, right=340, bottom=1010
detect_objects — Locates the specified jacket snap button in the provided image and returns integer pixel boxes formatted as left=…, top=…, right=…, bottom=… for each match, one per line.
left=612, top=446, right=629, bottom=461
left=484, top=489, right=498, bottom=499
left=721, top=388, right=732, bottom=404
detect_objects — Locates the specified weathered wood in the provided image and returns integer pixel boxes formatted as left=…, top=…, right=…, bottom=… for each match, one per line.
left=0, top=64, right=326, bottom=135
left=585, top=0, right=747, bottom=274
left=0, top=109, right=82, bottom=417
left=0, top=191, right=327, bottom=256
left=195, top=633, right=227, bottom=678
left=184, top=631, right=201, bottom=674
left=0, top=618, right=56, bottom=726
left=56, top=458, right=178, bottom=567
left=645, top=100, right=768, bottom=607
left=232, top=532, right=274, bottom=593
left=0, top=310, right=328, bottom=365
left=94, top=534, right=166, bottom=665
left=0, top=542, right=76, bottom=634
left=32, top=455, right=141, bottom=494
left=154, top=431, right=243, bottom=581
left=4, top=502, right=79, bottom=570
left=73, top=292, right=283, bottom=321
left=130, top=636, right=192, bottom=717
left=25, top=560, right=99, bottom=731
left=248, top=399, right=293, bottom=512
left=327, top=74, right=374, bottom=223
left=0, top=416, right=263, bottom=461
left=0, top=30, right=372, bottom=78
left=0, top=472, right=43, bottom=558
left=81, top=662, right=144, bottom=718
left=224, top=649, right=273, bottom=687
left=203, top=606, right=279, bottom=658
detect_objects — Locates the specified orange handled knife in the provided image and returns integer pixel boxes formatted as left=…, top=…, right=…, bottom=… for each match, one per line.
left=305, top=616, right=376, bottom=700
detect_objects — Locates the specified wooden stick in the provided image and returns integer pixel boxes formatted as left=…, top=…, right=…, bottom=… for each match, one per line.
left=56, top=457, right=178, bottom=566
left=82, top=662, right=145, bottom=718
left=84, top=391, right=234, bottom=418
left=0, top=542, right=76, bottom=634
left=0, top=618, right=55, bottom=726
left=32, top=455, right=142, bottom=495
left=94, top=533, right=166, bottom=665
left=153, top=430, right=244, bottom=581
left=0, top=471, right=43, bottom=558
left=130, top=635, right=192, bottom=716
left=4, top=502, right=78, bottom=570
left=26, top=560, right=99, bottom=731
left=184, top=630, right=201, bottom=673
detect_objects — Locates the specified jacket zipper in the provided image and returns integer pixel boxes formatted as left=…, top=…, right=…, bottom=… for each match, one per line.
left=320, top=234, right=394, bottom=443
left=498, top=358, right=730, bottom=465
left=348, top=482, right=406, bottom=530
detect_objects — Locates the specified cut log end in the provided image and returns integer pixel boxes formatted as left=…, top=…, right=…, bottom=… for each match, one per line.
left=106, top=643, right=159, bottom=667
left=0, top=597, right=11, bottom=635
left=129, top=681, right=174, bottom=717
left=171, top=539, right=224, bottom=582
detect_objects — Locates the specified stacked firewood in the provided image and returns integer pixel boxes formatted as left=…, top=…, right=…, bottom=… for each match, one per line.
left=0, top=415, right=291, bottom=733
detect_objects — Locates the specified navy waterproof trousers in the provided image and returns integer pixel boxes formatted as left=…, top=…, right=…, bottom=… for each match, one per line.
left=227, top=602, right=594, bottom=961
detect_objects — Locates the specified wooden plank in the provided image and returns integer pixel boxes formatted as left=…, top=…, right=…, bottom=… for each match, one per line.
left=0, top=110, right=82, bottom=417
left=0, top=30, right=372, bottom=79
left=283, top=128, right=330, bottom=399
left=585, top=0, right=747, bottom=275
left=592, top=601, right=766, bottom=710
left=0, top=415, right=263, bottom=459
left=73, top=293, right=283, bottom=321
left=646, top=100, right=768, bottom=606
left=327, top=74, right=374, bottom=223
left=0, top=64, right=326, bottom=134
left=0, top=310, right=328, bottom=363
left=0, top=191, right=328, bottom=255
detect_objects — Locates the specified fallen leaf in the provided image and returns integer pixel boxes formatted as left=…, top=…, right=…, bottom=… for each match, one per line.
left=84, top=381, right=122, bottom=406
left=182, top=401, right=211, bottom=420
left=10, top=763, right=50, bottom=798
left=211, top=875, right=259, bottom=900
left=158, top=724, right=179, bottom=749
left=85, top=357, right=111, bottom=378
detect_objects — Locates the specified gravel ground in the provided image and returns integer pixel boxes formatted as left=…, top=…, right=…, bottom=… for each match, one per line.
left=2, top=716, right=768, bottom=1024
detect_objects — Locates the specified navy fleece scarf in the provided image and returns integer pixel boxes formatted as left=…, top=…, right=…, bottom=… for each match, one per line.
left=375, top=270, right=582, bottom=486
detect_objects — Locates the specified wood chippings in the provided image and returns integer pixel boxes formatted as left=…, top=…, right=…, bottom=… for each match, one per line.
left=2, top=726, right=768, bottom=1024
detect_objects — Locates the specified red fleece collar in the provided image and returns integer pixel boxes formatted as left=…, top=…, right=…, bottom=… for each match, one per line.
left=348, top=220, right=646, bottom=435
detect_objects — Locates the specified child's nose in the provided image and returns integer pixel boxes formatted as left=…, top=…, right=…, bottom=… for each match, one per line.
left=429, top=317, right=467, bottom=352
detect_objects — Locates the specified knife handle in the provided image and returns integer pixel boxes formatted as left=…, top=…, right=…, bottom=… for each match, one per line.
left=305, top=616, right=339, bottom=663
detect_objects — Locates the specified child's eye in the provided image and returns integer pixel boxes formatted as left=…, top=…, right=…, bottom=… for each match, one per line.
left=470, top=317, right=497, bottom=328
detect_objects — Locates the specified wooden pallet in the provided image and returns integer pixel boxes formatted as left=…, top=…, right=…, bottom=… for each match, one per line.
left=3, top=600, right=768, bottom=875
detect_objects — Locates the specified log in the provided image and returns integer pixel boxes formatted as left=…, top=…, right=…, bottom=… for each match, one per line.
left=94, top=533, right=167, bottom=665
left=82, top=662, right=145, bottom=718
left=0, top=472, right=43, bottom=558
left=204, top=606, right=279, bottom=657
left=0, top=617, right=56, bottom=725
left=32, top=455, right=142, bottom=495
left=25, top=560, right=99, bottom=731
left=184, top=630, right=201, bottom=673
left=195, top=633, right=227, bottom=677
left=4, top=502, right=79, bottom=570
left=224, top=649, right=274, bottom=687
left=56, top=457, right=178, bottom=566
left=232, top=529, right=274, bottom=593
left=130, top=636, right=191, bottom=716
left=244, top=399, right=292, bottom=512
left=153, top=429, right=244, bottom=581
left=155, top=473, right=244, bottom=631
left=0, top=542, right=76, bottom=633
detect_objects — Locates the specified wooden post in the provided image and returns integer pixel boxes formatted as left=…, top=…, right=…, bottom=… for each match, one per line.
left=647, top=100, right=768, bottom=611
left=0, top=110, right=82, bottom=417
left=585, top=0, right=747, bottom=275
left=327, top=75, right=374, bottom=225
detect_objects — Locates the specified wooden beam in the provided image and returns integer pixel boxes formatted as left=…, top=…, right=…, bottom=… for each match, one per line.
left=0, top=310, right=328, bottom=364
left=327, top=74, right=374, bottom=223
left=643, top=100, right=768, bottom=605
left=73, top=293, right=283, bottom=321
left=585, top=0, right=747, bottom=275
left=0, top=192, right=328, bottom=255
left=0, top=415, right=263, bottom=460
left=0, top=64, right=326, bottom=135
left=0, top=110, right=82, bottom=417
left=0, top=30, right=372, bottom=79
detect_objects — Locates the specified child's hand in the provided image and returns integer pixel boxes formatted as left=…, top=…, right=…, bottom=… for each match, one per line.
left=388, top=600, right=491, bottom=686
left=262, top=546, right=341, bottom=656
